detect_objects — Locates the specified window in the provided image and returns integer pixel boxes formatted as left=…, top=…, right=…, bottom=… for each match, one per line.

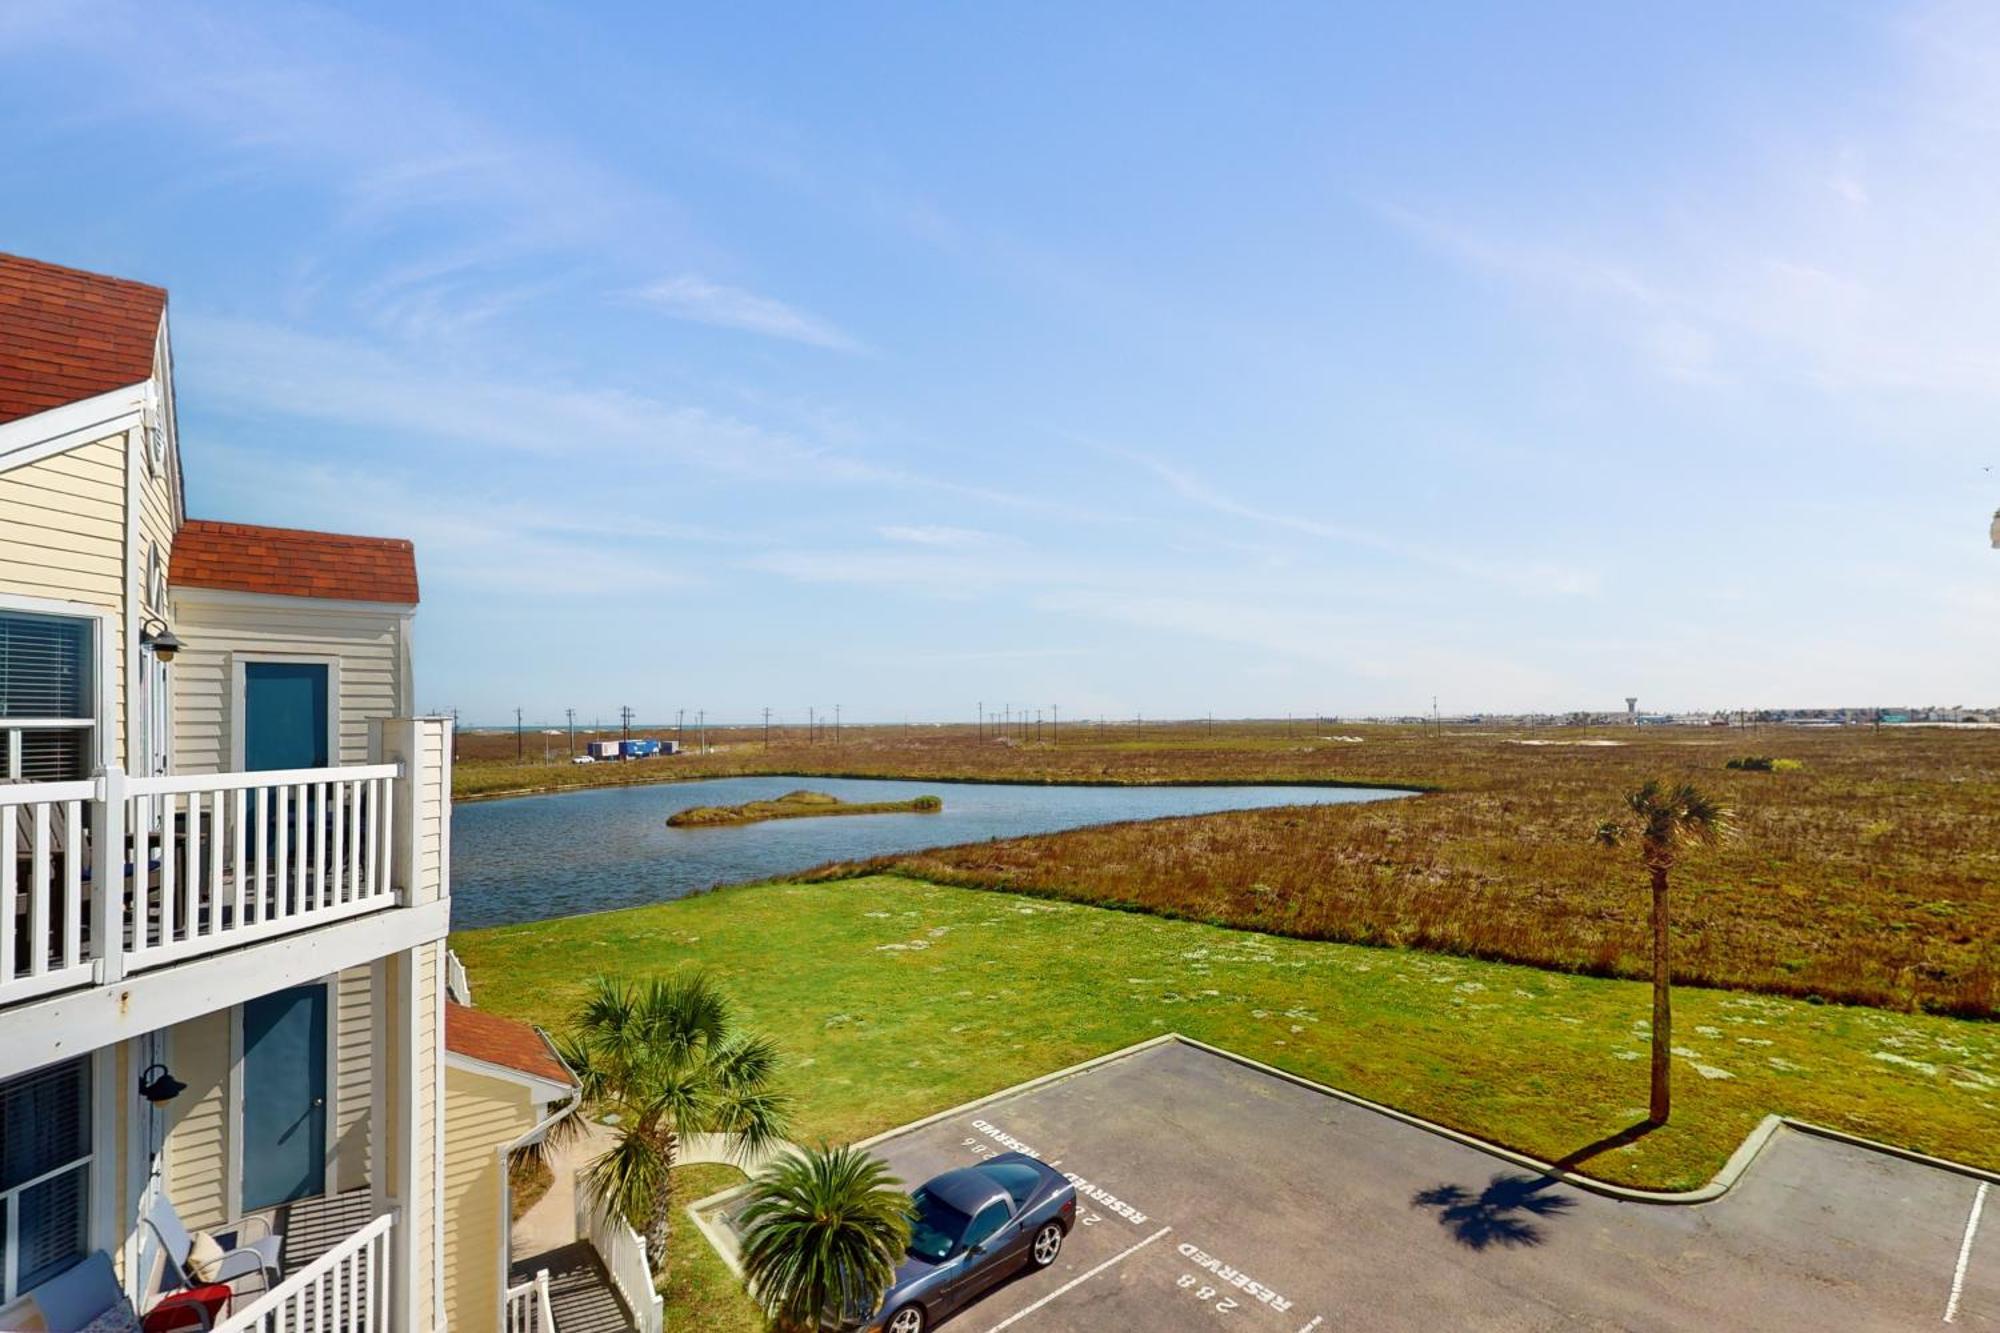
left=0, top=611, right=96, bottom=782
left=0, top=1057, right=92, bottom=1300
left=976, top=1160, right=1044, bottom=1209
left=145, top=416, right=165, bottom=475
left=962, top=1201, right=1011, bottom=1253
left=147, top=543, right=165, bottom=613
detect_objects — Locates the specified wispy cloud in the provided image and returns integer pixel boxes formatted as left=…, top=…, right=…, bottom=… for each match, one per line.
left=635, top=275, right=862, bottom=352
left=1112, top=445, right=1600, bottom=597
left=875, top=524, right=994, bottom=547
left=1377, top=0, right=2000, bottom=402
left=193, top=446, right=699, bottom=597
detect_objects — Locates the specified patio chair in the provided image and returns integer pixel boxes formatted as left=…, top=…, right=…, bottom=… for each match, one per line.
left=0, top=1251, right=143, bottom=1331
left=142, top=1193, right=283, bottom=1302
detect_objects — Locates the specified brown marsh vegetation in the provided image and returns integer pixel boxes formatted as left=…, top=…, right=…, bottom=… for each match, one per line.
left=459, top=720, right=2000, bottom=1018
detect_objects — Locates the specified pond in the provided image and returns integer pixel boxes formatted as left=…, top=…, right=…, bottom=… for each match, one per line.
left=449, top=775, right=1412, bottom=928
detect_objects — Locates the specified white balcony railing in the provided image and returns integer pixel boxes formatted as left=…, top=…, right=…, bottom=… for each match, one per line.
left=577, top=1193, right=663, bottom=1333
left=0, top=762, right=403, bottom=1005
left=217, top=1211, right=394, bottom=1333
left=504, top=1267, right=555, bottom=1333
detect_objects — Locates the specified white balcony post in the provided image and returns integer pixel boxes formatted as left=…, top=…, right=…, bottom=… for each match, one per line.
left=92, top=765, right=127, bottom=983
left=372, top=715, right=451, bottom=907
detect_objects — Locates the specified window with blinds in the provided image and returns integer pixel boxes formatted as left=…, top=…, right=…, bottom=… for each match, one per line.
left=0, top=1056, right=91, bottom=1300
left=0, top=611, right=96, bottom=783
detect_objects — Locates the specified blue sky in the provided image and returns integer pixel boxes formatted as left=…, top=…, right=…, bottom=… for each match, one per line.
left=4, top=2, right=1997, bottom=723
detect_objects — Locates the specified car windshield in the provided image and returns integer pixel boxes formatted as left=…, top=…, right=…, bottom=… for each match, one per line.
left=907, top=1187, right=973, bottom=1263
left=977, top=1161, right=1044, bottom=1209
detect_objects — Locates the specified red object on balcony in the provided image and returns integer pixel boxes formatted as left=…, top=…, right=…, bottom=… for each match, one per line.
left=141, top=1284, right=233, bottom=1333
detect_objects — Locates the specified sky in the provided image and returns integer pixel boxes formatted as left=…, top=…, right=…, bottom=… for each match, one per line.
left=4, top=1, right=1999, bottom=724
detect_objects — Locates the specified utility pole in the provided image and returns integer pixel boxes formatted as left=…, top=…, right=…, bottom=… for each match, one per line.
left=620, top=705, right=634, bottom=747
left=835, top=703, right=842, bottom=745
left=1052, top=704, right=1058, bottom=746
left=809, top=705, right=816, bottom=744
left=698, top=708, right=707, bottom=755
left=565, top=707, right=575, bottom=756
left=677, top=707, right=685, bottom=749
left=514, top=707, right=523, bottom=762
left=978, top=702, right=984, bottom=742
left=763, top=707, right=772, bottom=751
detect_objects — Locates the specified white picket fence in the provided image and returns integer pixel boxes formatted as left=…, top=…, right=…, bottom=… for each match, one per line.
left=217, top=1211, right=394, bottom=1333
left=0, top=762, right=402, bottom=1004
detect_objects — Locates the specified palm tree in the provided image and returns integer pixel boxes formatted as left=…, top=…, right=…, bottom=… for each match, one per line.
left=551, top=972, right=790, bottom=1277
left=740, top=1145, right=913, bottom=1333
left=1598, top=778, right=1733, bottom=1124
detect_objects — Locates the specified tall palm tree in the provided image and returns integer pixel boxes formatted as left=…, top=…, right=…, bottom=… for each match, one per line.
left=740, top=1145, right=913, bottom=1333
left=1598, top=778, right=1733, bottom=1124
left=551, top=972, right=790, bottom=1276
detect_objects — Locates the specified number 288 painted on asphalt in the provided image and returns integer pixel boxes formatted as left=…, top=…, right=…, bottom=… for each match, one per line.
left=1175, top=1274, right=1240, bottom=1315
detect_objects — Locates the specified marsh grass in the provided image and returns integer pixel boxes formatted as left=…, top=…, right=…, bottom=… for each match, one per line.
left=458, top=722, right=2000, bottom=1017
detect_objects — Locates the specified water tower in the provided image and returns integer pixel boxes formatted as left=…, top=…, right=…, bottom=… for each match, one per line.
left=1625, top=697, right=1638, bottom=724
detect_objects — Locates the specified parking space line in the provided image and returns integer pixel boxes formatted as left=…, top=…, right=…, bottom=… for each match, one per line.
left=982, top=1225, right=1174, bottom=1332
left=1945, top=1181, right=1989, bottom=1324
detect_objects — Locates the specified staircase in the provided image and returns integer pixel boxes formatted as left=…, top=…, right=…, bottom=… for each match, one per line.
left=513, top=1243, right=637, bottom=1333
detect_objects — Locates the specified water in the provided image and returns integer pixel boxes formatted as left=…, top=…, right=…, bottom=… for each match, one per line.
left=450, top=775, right=1411, bottom=928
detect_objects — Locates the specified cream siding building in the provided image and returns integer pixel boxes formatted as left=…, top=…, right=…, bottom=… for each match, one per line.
left=0, top=251, right=520, bottom=1333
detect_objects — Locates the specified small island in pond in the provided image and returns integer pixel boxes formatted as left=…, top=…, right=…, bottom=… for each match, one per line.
left=666, top=789, right=943, bottom=828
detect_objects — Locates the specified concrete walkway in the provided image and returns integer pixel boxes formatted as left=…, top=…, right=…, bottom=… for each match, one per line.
left=512, top=1120, right=799, bottom=1264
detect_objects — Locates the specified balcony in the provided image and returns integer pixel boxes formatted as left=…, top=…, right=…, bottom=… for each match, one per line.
left=0, top=718, right=450, bottom=1057
left=215, top=1200, right=396, bottom=1333
left=1, top=762, right=400, bottom=1002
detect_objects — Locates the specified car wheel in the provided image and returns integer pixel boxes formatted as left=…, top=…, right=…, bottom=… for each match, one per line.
left=1031, top=1221, right=1064, bottom=1268
left=886, top=1303, right=926, bottom=1333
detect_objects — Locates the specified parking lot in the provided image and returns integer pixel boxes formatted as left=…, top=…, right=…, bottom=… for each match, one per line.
left=706, top=1037, right=1995, bottom=1330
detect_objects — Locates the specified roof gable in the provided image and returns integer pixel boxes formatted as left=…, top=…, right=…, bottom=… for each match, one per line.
left=0, top=253, right=166, bottom=426
left=171, top=520, right=420, bottom=605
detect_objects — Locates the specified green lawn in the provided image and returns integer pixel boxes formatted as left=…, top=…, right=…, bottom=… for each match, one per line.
left=454, top=875, right=2000, bottom=1195
left=665, top=1164, right=764, bottom=1331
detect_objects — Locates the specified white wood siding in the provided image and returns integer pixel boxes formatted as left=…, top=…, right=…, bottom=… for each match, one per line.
left=334, top=965, right=375, bottom=1192
left=168, top=592, right=411, bottom=774
left=0, top=433, right=132, bottom=752
left=441, top=1065, right=536, bottom=1333
left=162, top=1009, right=232, bottom=1231
left=413, top=941, right=443, bottom=1328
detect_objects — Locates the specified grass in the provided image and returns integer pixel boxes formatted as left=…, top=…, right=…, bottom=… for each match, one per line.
left=667, top=789, right=941, bottom=827
left=508, top=1151, right=553, bottom=1223
left=453, top=722, right=2000, bottom=1016
left=453, top=874, right=2000, bottom=1196
left=665, top=1164, right=766, bottom=1332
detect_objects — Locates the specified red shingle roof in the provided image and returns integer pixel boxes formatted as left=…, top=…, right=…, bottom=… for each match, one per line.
left=0, top=252, right=166, bottom=426
left=446, top=1003, right=575, bottom=1087
left=172, top=520, right=420, bottom=605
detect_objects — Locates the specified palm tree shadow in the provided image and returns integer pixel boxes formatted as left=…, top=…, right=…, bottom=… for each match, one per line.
left=1411, top=1174, right=1576, bottom=1249
left=1411, top=1119, right=1657, bottom=1251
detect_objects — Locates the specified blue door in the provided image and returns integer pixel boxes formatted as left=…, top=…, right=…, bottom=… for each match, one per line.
left=243, top=663, right=329, bottom=771
left=241, top=986, right=327, bottom=1210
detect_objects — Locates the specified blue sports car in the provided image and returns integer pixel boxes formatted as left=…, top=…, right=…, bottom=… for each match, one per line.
left=838, top=1152, right=1077, bottom=1333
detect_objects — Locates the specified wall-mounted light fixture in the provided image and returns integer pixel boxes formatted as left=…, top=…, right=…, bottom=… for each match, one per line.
left=138, top=1063, right=186, bottom=1104
left=139, top=616, right=183, bottom=663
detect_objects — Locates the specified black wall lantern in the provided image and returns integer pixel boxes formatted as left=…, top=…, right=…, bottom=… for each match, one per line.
left=139, top=617, right=183, bottom=663
left=138, top=1062, right=186, bottom=1104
